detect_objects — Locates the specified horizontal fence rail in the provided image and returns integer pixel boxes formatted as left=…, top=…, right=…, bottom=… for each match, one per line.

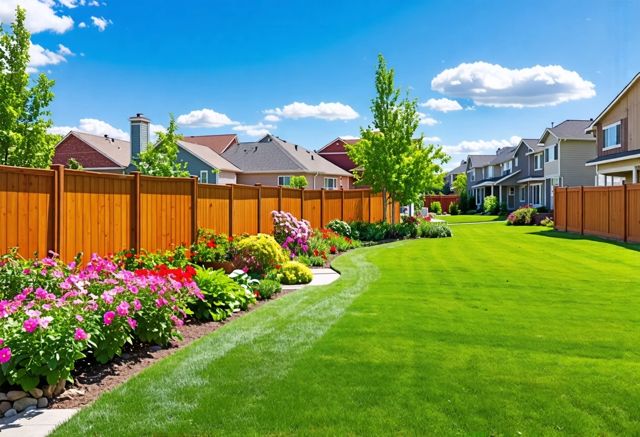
left=0, top=164, right=398, bottom=262
left=554, top=184, right=640, bottom=243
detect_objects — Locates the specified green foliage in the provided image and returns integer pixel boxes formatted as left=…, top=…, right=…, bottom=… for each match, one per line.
left=279, top=261, right=313, bottom=285
left=326, top=220, right=352, bottom=238
left=67, top=158, right=83, bottom=170
left=257, top=279, right=282, bottom=300
left=540, top=217, right=555, bottom=228
left=234, top=234, right=288, bottom=275
left=506, top=207, right=538, bottom=226
left=191, top=229, right=232, bottom=265
left=448, top=202, right=460, bottom=215
left=429, top=201, right=442, bottom=215
left=483, top=195, right=499, bottom=215
left=452, top=172, right=467, bottom=195
left=0, top=6, right=58, bottom=169
left=289, top=175, right=308, bottom=189
left=134, top=115, right=190, bottom=177
left=190, top=268, right=252, bottom=321
left=346, top=54, right=449, bottom=221
left=417, top=221, right=452, bottom=238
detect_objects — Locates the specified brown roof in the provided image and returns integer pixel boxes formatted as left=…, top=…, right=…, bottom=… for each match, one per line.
left=178, top=140, right=241, bottom=173
left=180, top=134, right=238, bottom=154
left=68, top=131, right=132, bottom=167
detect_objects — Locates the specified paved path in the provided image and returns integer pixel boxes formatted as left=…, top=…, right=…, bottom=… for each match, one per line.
left=0, top=408, right=77, bottom=437
left=281, top=267, right=341, bottom=291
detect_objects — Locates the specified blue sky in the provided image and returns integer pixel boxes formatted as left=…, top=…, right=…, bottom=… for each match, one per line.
left=3, top=0, right=639, bottom=169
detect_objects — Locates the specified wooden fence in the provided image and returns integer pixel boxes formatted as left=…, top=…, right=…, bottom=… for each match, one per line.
left=554, top=184, right=640, bottom=243
left=0, top=165, right=397, bottom=262
left=424, top=194, right=460, bottom=213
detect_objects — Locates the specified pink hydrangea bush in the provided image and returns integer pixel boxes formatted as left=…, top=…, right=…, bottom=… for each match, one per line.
left=271, top=211, right=311, bottom=257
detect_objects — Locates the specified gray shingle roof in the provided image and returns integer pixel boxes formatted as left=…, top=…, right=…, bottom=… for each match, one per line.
left=521, top=138, right=543, bottom=153
left=446, top=161, right=467, bottom=176
left=467, top=154, right=495, bottom=168
left=490, top=146, right=516, bottom=165
left=545, top=120, right=594, bottom=141
left=178, top=140, right=241, bottom=173
left=222, top=135, right=352, bottom=176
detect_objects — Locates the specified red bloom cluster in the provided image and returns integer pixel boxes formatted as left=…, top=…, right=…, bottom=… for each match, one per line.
left=135, top=264, right=196, bottom=283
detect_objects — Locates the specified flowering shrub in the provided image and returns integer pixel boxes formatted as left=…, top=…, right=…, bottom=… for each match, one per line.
left=190, top=229, right=233, bottom=265
left=279, top=261, right=313, bottom=285
left=506, top=206, right=537, bottom=226
left=233, top=234, right=287, bottom=275
left=326, top=220, right=352, bottom=238
left=272, top=211, right=311, bottom=257
left=115, top=246, right=191, bottom=271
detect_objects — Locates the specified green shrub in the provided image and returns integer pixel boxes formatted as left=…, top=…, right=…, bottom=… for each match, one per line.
left=499, top=202, right=508, bottom=216
left=233, top=234, right=288, bottom=275
left=448, top=202, right=460, bottom=215
left=280, top=261, right=313, bottom=285
left=540, top=217, right=555, bottom=228
left=418, top=221, right=452, bottom=238
left=483, top=195, right=499, bottom=214
left=429, top=201, right=442, bottom=215
left=506, top=207, right=538, bottom=226
left=190, top=268, right=253, bottom=321
left=349, top=221, right=388, bottom=241
left=326, top=219, right=352, bottom=238
left=257, top=279, right=282, bottom=299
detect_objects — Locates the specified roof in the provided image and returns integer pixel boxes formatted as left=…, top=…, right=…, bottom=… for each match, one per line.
left=178, top=140, right=241, bottom=173
left=317, top=137, right=360, bottom=153
left=222, top=134, right=352, bottom=176
left=466, top=155, right=495, bottom=169
left=585, top=148, right=640, bottom=166
left=490, top=146, right=516, bottom=165
left=587, top=72, right=640, bottom=131
left=446, top=161, right=467, bottom=176
left=180, top=134, right=238, bottom=154
left=68, top=131, right=131, bottom=167
left=471, top=170, right=521, bottom=188
left=521, top=138, right=543, bottom=153
left=539, top=120, right=595, bottom=143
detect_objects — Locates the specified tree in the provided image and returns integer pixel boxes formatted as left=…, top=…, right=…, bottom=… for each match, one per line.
left=347, top=54, right=449, bottom=222
left=134, top=115, right=190, bottom=177
left=67, top=158, right=83, bottom=170
left=289, top=175, right=308, bottom=189
left=0, top=6, right=58, bottom=168
left=452, top=172, right=468, bottom=211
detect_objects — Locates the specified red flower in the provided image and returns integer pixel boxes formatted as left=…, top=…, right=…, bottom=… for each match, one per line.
left=207, top=240, right=216, bottom=248
left=313, top=249, right=319, bottom=257
left=330, top=246, right=337, bottom=254
left=275, top=264, right=281, bottom=270
left=125, top=253, right=133, bottom=259
left=228, top=236, right=234, bottom=242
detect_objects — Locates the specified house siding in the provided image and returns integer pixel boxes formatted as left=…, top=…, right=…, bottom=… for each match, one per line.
left=318, top=139, right=358, bottom=173
left=595, top=78, right=640, bottom=156
left=237, top=173, right=353, bottom=189
left=176, top=149, right=238, bottom=185
left=559, top=139, right=597, bottom=186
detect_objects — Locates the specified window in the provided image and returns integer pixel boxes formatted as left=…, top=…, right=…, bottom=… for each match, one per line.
left=486, top=166, right=493, bottom=178
left=531, top=184, right=542, bottom=205
left=603, top=121, right=622, bottom=149
left=520, top=186, right=526, bottom=202
left=277, top=176, right=291, bottom=186
left=534, top=153, right=543, bottom=170
left=508, top=187, right=515, bottom=195
left=199, top=170, right=208, bottom=184
left=515, top=157, right=519, bottom=167
left=468, top=171, right=475, bottom=182
left=324, top=177, right=337, bottom=190
left=545, top=145, right=558, bottom=162
left=502, top=160, right=512, bottom=175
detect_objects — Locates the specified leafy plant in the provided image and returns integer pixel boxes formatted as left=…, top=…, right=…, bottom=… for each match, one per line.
left=190, top=268, right=250, bottom=321
left=233, top=234, right=288, bottom=275
left=429, top=201, right=442, bottom=215
left=191, top=229, right=232, bottom=265
left=133, top=115, right=190, bottom=177
left=506, top=206, right=538, bottom=226
left=418, top=221, right=452, bottom=238
left=326, top=220, right=352, bottom=238
left=272, top=211, right=311, bottom=257
left=540, top=217, right=555, bottom=228
left=256, top=279, right=282, bottom=300
left=289, top=176, right=308, bottom=189
left=228, top=270, right=259, bottom=307
left=448, top=202, right=460, bottom=215
left=279, top=261, right=313, bottom=285
left=483, top=195, right=499, bottom=215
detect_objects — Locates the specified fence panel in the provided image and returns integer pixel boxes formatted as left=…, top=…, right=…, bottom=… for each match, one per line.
left=370, top=193, right=383, bottom=222
left=302, top=190, right=322, bottom=229
left=260, top=186, right=279, bottom=234
left=231, top=185, right=259, bottom=235
left=608, top=186, right=626, bottom=240
left=281, top=188, right=302, bottom=219
left=554, top=187, right=567, bottom=230
left=566, top=188, right=582, bottom=233
left=343, top=190, right=364, bottom=222
left=628, top=185, right=640, bottom=243
left=197, top=184, right=230, bottom=234
left=323, top=190, right=342, bottom=225
left=583, top=187, right=610, bottom=238
left=0, top=166, right=54, bottom=258
left=140, top=176, right=192, bottom=252
left=425, top=194, right=460, bottom=213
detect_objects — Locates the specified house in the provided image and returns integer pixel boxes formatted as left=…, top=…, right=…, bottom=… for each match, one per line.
left=53, top=114, right=240, bottom=184
left=537, top=119, right=596, bottom=209
left=514, top=138, right=545, bottom=208
left=585, top=72, right=640, bottom=185
left=317, top=137, right=360, bottom=175
left=465, top=154, right=495, bottom=207
left=222, top=134, right=353, bottom=189
left=180, top=134, right=239, bottom=154
left=443, top=160, right=466, bottom=193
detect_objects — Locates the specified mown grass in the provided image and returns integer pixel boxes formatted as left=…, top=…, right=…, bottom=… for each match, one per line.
left=53, top=225, right=640, bottom=436
left=436, top=214, right=503, bottom=224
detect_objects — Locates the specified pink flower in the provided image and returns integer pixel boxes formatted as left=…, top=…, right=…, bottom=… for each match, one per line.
left=0, top=347, right=11, bottom=364
left=23, top=318, right=39, bottom=333
left=155, top=297, right=168, bottom=308
left=127, top=317, right=137, bottom=330
left=38, top=316, right=53, bottom=329
left=75, top=314, right=84, bottom=322
left=103, top=311, right=115, bottom=326
left=74, top=328, right=88, bottom=341
left=116, top=301, right=130, bottom=317
left=133, top=299, right=142, bottom=311
left=35, top=288, right=48, bottom=300
left=170, top=315, right=183, bottom=327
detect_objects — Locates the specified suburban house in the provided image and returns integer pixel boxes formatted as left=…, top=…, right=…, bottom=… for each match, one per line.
left=52, top=114, right=240, bottom=184
left=222, top=134, right=353, bottom=189
left=180, top=134, right=239, bottom=154
left=537, top=119, right=596, bottom=209
left=585, top=72, right=640, bottom=185
left=514, top=138, right=546, bottom=208
left=465, top=154, right=495, bottom=207
left=317, top=137, right=360, bottom=175
left=443, top=160, right=466, bottom=193
left=467, top=147, right=525, bottom=210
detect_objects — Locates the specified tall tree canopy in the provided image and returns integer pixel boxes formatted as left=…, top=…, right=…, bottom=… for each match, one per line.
left=347, top=54, right=449, bottom=221
left=134, top=115, right=190, bottom=177
left=0, top=6, right=57, bottom=168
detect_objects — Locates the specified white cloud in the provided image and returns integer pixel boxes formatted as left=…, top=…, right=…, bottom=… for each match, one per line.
left=264, top=101, right=359, bottom=121
left=423, top=136, right=441, bottom=143
left=417, top=112, right=439, bottom=126
left=58, top=0, right=85, bottom=8
left=78, top=21, right=87, bottom=28
left=90, top=15, right=112, bottom=31
left=0, top=0, right=74, bottom=34
left=420, top=98, right=463, bottom=113
left=27, top=42, right=70, bottom=72
left=176, top=108, right=237, bottom=128
left=431, top=62, right=596, bottom=108
left=233, top=122, right=275, bottom=137
left=339, top=135, right=359, bottom=140
left=442, top=138, right=516, bottom=155
left=57, top=43, right=73, bottom=56
left=263, top=114, right=280, bottom=122
left=88, top=0, right=101, bottom=5
left=509, top=135, right=522, bottom=146
left=150, top=123, right=166, bottom=142
left=49, top=118, right=129, bottom=139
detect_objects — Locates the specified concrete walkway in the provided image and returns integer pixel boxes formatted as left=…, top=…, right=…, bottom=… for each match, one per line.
left=282, top=267, right=341, bottom=291
left=0, top=408, right=77, bottom=437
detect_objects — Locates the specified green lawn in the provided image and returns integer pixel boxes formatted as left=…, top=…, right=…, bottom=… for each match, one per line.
left=436, top=214, right=503, bottom=224
left=54, top=225, right=640, bottom=436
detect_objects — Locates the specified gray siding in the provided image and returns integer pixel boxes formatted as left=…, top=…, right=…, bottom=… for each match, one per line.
left=559, top=139, right=597, bottom=186
left=177, top=149, right=219, bottom=184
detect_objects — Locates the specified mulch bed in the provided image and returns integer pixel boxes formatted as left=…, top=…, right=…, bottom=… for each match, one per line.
left=50, top=287, right=298, bottom=410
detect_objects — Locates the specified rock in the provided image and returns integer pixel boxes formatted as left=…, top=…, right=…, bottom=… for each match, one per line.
left=28, top=388, right=43, bottom=398
left=58, top=388, right=85, bottom=401
left=37, top=397, right=48, bottom=408
left=6, top=390, right=27, bottom=401
left=24, top=405, right=37, bottom=414
left=42, top=384, right=55, bottom=398
left=3, top=408, right=17, bottom=418
left=13, top=396, right=37, bottom=412
left=0, top=392, right=6, bottom=401
left=53, top=379, right=66, bottom=396
left=149, top=345, right=162, bottom=352
left=0, top=401, right=11, bottom=414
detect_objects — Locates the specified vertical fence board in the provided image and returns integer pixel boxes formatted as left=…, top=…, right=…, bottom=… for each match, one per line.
left=302, top=190, right=322, bottom=229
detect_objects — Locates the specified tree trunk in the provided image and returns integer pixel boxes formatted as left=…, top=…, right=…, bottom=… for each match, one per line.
left=382, top=188, right=388, bottom=223
left=391, top=197, right=396, bottom=224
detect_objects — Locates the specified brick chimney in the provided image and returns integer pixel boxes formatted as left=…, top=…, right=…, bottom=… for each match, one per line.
left=129, top=113, right=150, bottom=158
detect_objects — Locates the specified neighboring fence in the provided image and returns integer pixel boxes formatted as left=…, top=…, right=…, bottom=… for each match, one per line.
left=0, top=165, right=397, bottom=262
left=424, top=194, right=460, bottom=213
left=554, top=184, right=640, bottom=243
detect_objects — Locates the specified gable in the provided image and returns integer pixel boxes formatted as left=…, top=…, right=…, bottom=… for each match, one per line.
left=320, top=139, right=347, bottom=153
left=53, top=134, right=121, bottom=168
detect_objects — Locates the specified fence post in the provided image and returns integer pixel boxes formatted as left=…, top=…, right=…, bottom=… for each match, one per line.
left=320, top=188, right=325, bottom=228
left=360, top=190, right=365, bottom=221
left=580, top=185, right=584, bottom=235
left=623, top=182, right=628, bottom=242
left=228, top=184, right=234, bottom=236
left=51, top=164, right=65, bottom=258
left=341, top=187, right=345, bottom=221
left=300, top=188, right=305, bottom=220
left=191, top=176, right=198, bottom=244
left=131, top=172, right=141, bottom=253
left=278, top=185, right=283, bottom=212
left=255, top=184, right=262, bottom=233
left=563, top=188, right=568, bottom=232
left=368, top=190, right=372, bottom=223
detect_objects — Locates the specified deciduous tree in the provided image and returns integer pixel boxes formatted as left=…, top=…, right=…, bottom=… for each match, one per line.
left=134, top=115, right=190, bottom=177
